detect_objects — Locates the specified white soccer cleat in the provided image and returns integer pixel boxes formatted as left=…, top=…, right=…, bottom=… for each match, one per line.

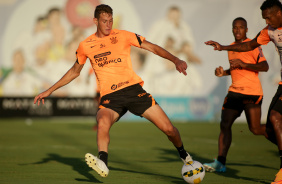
left=181, top=152, right=193, bottom=164
left=85, top=153, right=109, bottom=177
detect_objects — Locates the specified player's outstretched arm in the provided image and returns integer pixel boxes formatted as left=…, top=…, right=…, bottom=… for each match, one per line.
left=34, top=61, right=84, bottom=106
left=140, top=40, right=187, bottom=75
left=205, top=38, right=261, bottom=52
left=205, top=41, right=223, bottom=51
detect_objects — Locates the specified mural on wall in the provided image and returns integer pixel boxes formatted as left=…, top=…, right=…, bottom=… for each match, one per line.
left=0, top=0, right=278, bottom=121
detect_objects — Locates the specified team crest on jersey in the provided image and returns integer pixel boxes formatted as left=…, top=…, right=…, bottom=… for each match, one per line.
left=110, top=37, right=118, bottom=44
left=100, top=44, right=105, bottom=48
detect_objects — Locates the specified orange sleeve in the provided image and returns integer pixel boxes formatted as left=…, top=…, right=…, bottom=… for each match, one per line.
left=124, top=30, right=145, bottom=48
left=256, top=26, right=271, bottom=45
left=76, top=42, right=87, bottom=65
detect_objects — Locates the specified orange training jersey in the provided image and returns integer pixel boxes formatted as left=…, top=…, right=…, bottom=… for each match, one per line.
left=76, top=29, right=145, bottom=97
left=228, top=38, right=266, bottom=95
left=256, top=25, right=282, bottom=85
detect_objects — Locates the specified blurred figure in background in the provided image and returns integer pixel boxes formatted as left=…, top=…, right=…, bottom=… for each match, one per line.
left=2, top=49, right=40, bottom=96
left=47, top=7, right=67, bottom=62
left=141, top=5, right=202, bottom=95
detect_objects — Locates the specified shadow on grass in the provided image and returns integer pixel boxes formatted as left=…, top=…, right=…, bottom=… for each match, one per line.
left=109, top=166, right=184, bottom=184
left=22, top=153, right=185, bottom=183
left=20, top=153, right=102, bottom=183
left=156, top=148, right=274, bottom=184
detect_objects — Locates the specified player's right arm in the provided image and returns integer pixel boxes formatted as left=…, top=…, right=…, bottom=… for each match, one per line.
left=205, top=38, right=261, bottom=52
left=230, top=59, right=269, bottom=72
left=215, top=66, right=230, bottom=77
left=141, top=40, right=187, bottom=75
left=34, top=61, right=84, bottom=106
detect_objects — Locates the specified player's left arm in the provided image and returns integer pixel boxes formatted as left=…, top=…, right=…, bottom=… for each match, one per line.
left=229, top=59, right=268, bottom=72
left=140, top=40, right=187, bottom=75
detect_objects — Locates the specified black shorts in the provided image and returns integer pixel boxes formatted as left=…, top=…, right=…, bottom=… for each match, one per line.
left=98, top=84, right=158, bottom=121
left=266, top=85, right=282, bottom=129
left=222, top=91, right=263, bottom=114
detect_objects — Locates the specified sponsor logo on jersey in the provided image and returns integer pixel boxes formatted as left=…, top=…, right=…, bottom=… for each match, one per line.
left=111, top=81, right=129, bottom=90
left=94, top=52, right=111, bottom=58
left=117, top=81, right=129, bottom=88
left=94, top=58, right=122, bottom=67
left=93, top=52, right=123, bottom=67
left=111, top=84, right=117, bottom=90
left=100, top=44, right=106, bottom=48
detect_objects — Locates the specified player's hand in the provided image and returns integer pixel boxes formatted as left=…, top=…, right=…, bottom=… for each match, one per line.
left=205, top=40, right=223, bottom=51
left=175, top=59, right=188, bottom=76
left=215, top=66, right=224, bottom=77
left=230, top=59, right=246, bottom=68
left=34, top=90, right=51, bottom=106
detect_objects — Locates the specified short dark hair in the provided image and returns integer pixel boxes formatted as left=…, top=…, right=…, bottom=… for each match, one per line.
left=94, top=4, right=113, bottom=19
left=260, top=0, right=282, bottom=11
left=232, top=17, right=247, bottom=27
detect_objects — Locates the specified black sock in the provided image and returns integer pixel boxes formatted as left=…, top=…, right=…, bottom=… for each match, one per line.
left=98, top=151, right=108, bottom=166
left=279, top=150, right=282, bottom=169
left=217, top=156, right=226, bottom=165
left=176, top=144, right=188, bottom=160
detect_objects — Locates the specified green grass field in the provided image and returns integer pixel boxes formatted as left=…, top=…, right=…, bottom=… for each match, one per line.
left=0, top=118, right=278, bottom=184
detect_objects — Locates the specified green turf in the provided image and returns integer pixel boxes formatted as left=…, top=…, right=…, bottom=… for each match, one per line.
left=0, top=118, right=278, bottom=184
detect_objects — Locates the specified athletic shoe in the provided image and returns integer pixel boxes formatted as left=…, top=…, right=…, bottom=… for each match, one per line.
left=85, top=153, right=109, bottom=177
left=181, top=152, right=193, bottom=164
left=272, top=169, right=282, bottom=184
left=203, top=159, right=226, bottom=172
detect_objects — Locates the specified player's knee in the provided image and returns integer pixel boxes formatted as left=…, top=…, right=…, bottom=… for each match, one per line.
left=96, top=117, right=111, bottom=132
left=220, top=121, right=232, bottom=131
left=164, top=126, right=177, bottom=138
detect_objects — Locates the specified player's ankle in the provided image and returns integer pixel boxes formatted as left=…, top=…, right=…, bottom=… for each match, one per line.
left=99, top=151, right=108, bottom=166
left=217, top=156, right=226, bottom=165
left=176, top=144, right=188, bottom=160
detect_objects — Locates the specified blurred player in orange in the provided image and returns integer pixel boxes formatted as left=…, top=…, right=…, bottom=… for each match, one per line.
left=203, top=17, right=269, bottom=173
left=34, top=4, right=192, bottom=178
left=205, top=0, right=282, bottom=182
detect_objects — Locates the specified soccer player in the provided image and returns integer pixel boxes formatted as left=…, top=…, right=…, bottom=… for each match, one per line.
left=205, top=0, right=282, bottom=183
left=34, top=4, right=192, bottom=178
left=203, top=17, right=269, bottom=173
